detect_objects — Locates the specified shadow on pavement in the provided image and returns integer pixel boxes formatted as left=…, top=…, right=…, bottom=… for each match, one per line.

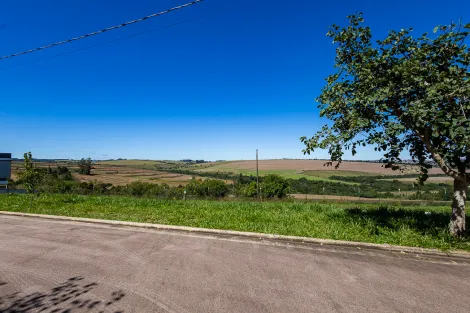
left=0, top=276, right=125, bottom=313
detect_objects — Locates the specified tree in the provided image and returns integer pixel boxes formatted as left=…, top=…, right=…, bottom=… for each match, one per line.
left=301, top=14, right=470, bottom=236
left=17, top=152, right=45, bottom=194
left=261, top=174, right=290, bottom=198
left=78, top=158, right=93, bottom=175
left=202, top=179, right=229, bottom=198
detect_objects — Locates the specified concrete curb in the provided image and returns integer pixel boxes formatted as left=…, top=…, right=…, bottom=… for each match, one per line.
left=1, top=210, right=469, bottom=259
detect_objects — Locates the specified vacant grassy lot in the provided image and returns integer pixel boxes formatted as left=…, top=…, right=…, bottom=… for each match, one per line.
left=1, top=194, right=468, bottom=251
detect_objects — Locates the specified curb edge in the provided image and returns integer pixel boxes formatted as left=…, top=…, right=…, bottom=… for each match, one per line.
left=1, top=210, right=469, bottom=259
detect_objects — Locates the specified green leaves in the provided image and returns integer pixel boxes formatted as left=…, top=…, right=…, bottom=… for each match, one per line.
left=302, top=14, right=470, bottom=183
left=78, top=158, right=93, bottom=175
left=17, top=152, right=45, bottom=194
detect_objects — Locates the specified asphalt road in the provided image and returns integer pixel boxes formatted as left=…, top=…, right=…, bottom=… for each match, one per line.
left=1, top=215, right=470, bottom=313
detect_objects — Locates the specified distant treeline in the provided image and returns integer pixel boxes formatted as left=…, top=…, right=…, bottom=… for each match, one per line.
left=9, top=165, right=289, bottom=199
left=161, top=167, right=454, bottom=200
left=180, top=159, right=208, bottom=164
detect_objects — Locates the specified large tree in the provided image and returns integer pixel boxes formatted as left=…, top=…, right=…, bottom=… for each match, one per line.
left=301, top=14, right=470, bottom=236
left=78, top=158, right=93, bottom=175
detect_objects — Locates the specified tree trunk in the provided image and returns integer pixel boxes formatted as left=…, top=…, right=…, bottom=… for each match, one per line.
left=450, top=178, right=468, bottom=237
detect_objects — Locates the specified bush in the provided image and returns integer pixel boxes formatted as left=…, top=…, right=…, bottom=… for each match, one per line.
left=239, top=181, right=258, bottom=198
left=202, top=179, right=229, bottom=198
left=186, top=178, right=229, bottom=198
left=261, top=174, right=290, bottom=198
left=127, top=181, right=152, bottom=197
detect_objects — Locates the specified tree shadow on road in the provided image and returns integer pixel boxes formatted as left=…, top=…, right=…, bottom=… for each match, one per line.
left=0, top=276, right=125, bottom=313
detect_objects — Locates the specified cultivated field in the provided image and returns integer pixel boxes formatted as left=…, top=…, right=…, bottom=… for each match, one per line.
left=198, top=159, right=444, bottom=180
left=380, top=176, right=453, bottom=183
left=11, top=158, right=448, bottom=188
left=11, top=160, right=195, bottom=186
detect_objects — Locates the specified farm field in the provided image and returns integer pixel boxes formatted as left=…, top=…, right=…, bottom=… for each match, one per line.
left=1, top=193, right=468, bottom=251
left=198, top=159, right=443, bottom=179
left=10, top=159, right=451, bottom=198
left=11, top=158, right=448, bottom=186
left=380, top=176, right=453, bottom=183
left=11, top=160, right=196, bottom=186
left=201, top=167, right=354, bottom=182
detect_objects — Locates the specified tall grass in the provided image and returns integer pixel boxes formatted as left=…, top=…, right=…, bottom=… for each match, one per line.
left=0, top=194, right=468, bottom=251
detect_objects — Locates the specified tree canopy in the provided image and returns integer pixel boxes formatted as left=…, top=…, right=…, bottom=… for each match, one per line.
left=302, top=14, right=469, bottom=182
left=17, top=152, right=45, bottom=194
left=78, top=158, right=93, bottom=175
left=301, top=14, right=470, bottom=236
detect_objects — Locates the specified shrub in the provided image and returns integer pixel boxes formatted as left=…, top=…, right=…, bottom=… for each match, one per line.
left=261, top=174, right=290, bottom=198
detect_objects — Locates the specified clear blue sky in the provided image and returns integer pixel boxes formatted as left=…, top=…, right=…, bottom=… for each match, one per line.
left=1, top=0, right=468, bottom=160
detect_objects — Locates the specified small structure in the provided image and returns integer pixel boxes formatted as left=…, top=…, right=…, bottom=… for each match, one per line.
left=0, top=153, right=12, bottom=189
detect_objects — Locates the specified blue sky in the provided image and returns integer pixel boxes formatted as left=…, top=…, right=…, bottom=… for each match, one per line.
left=1, top=0, right=469, bottom=160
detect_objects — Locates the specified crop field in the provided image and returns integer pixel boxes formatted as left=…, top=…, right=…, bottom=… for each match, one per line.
left=379, top=176, right=453, bottom=184
left=11, top=160, right=196, bottom=186
left=201, top=167, right=349, bottom=182
left=74, top=166, right=193, bottom=186
left=10, top=159, right=450, bottom=197
left=198, top=159, right=443, bottom=180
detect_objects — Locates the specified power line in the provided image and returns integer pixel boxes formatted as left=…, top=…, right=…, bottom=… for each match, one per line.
left=0, top=6, right=233, bottom=71
left=0, top=15, right=204, bottom=71
left=0, top=0, right=203, bottom=61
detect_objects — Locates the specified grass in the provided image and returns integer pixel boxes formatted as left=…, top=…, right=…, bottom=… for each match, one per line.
left=1, top=194, right=468, bottom=251
left=302, top=170, right=377, bottom=178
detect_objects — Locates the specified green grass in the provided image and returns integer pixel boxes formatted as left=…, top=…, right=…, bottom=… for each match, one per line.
left=302, top=170, right=377, bottom=178
left=1, top=194, right=468, bottom=251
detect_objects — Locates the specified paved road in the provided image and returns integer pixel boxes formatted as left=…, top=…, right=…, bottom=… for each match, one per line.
left=1, top=216, right=470, bottom=313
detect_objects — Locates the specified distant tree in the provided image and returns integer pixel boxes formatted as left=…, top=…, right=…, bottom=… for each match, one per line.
left=301, top=14, right=470, bottom=236
left=202, top=179, right=229, bottom=197
left=17, top=152, right=45, bottom=194
left=261, top=174, right=290, bottom=198
left=78, top=158, right=93, bottom=175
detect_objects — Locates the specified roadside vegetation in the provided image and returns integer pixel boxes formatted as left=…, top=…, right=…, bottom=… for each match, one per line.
left=1, top=193, right=468, bottom=251
left=4, top=153, right=469, bottom=250
left=9, top=154, right=460, bottom=201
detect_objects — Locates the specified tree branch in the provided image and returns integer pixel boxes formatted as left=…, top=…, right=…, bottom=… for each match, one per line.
left=414, top=128, right=464, bottom=181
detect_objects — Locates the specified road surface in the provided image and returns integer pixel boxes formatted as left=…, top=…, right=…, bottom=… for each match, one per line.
left=0, top=215, right=469, bottom=312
